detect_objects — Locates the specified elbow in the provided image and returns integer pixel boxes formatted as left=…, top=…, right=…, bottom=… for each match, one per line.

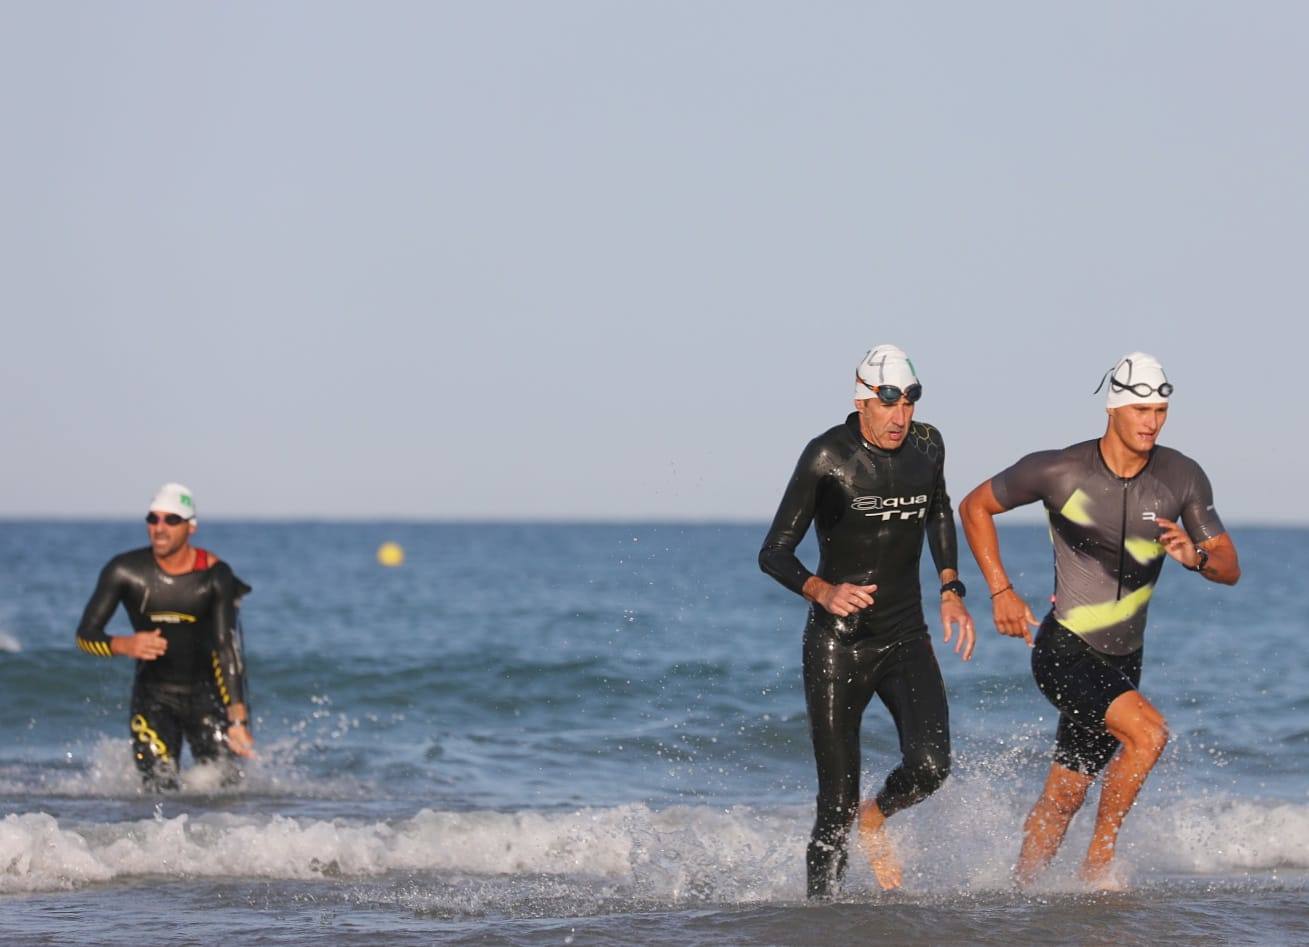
left=958, top=484, right=997, bottom=530
left=757, top=547, right=775, bottom=576
left=958, top=488, right=982, bottom=522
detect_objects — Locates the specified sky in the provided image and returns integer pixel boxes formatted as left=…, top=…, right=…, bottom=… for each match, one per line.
left=2, top=2, right=1305, bottom=522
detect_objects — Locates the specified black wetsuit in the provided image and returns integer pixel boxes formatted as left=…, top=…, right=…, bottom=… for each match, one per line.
left=760, top=413, right=958, bottom=897
left=75, top=548, right=251, bottom=787
left=990, top=440, right=1225, bottom=774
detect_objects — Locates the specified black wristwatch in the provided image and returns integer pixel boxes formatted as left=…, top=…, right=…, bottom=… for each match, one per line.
left=1188, top=546, right=1210, bottom=573
left=940, top=579, right=967, bottom=599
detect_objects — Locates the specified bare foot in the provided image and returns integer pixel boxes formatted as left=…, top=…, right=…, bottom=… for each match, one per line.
left=857, top=801, right=903, bottom=890
left=1079, top=860, right=1126, bottom=891
left=1013, top=860, right=1040, bottom=889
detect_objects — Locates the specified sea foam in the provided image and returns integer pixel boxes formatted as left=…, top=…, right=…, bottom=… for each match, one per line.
left=4, top=790, right=1308, bottom=897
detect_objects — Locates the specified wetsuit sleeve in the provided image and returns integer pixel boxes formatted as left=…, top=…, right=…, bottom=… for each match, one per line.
left=1179, top=461, right=1226, bottom=542
left=925, top=436, right=959, bottom=574
left=75, top=561, right=125, bottom=657
left=989, top=450, right=1062, bottom=511
left=209, top=563, right=249, bottom=708
left=758, top=439, right=826, bottom=596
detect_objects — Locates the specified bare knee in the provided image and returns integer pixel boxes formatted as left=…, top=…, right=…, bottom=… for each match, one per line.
left=1141, top=717, right=1169, bottom=757
left=1106, top=693, right=1169, bottom=760
left=1120, top=716, right=1168, bottom=760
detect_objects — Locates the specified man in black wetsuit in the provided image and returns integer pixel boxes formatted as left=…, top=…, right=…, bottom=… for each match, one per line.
left=760, top=344, right=974, bottom=897
left=75, top=483, right=255, bottom=789
left=959, top=352, right=1240, bottom=886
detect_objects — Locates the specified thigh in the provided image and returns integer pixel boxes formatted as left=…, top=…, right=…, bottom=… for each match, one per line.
left=183, top=688, right=231, bottom=762
left=1053, top=714, right=1121, bottom=775
left=130, top=688, right=184, bottom=767
left=1032, top=617, right=1140, bottom=731
left=1034, top=618, right=1143, bottom=775
left=874, top=637, right=950, bottom=759
left=803, top=631, right=879, bottom=786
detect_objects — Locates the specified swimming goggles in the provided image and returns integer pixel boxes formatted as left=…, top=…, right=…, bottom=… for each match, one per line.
left=858, top=378, right=922, bottom=405
left=1112, top=378, right=1173, bottom=398
left=1093, top=372, right=1174, bottom=398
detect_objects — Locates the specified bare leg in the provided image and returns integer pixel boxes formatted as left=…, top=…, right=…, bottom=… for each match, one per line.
left=1081, top=691, right=1168, bottom=883
left=1015, top=763, right=1094, bottom=885
left=857, top=800, right=903, bottom=890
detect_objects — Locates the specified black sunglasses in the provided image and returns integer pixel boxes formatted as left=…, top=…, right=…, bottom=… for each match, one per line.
left=859, top=378, right=922, bottom=405
left=145, top=512, right=191, bottom=526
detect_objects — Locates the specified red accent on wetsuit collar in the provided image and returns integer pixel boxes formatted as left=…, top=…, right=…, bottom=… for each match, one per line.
left=192, top=549, right=210, bottom=571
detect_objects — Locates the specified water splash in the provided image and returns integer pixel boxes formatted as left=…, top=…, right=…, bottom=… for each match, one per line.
left=4, top=787, right=1307, bottom=899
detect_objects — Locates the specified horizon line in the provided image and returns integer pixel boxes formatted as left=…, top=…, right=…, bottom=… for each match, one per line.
left=0, top=515, right=1302, bottom=528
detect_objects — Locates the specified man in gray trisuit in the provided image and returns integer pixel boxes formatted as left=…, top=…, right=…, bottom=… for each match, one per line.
left=959, top=352, right=1240, bottom=886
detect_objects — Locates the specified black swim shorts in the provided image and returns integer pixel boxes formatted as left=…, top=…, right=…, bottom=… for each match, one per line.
left=1031, top=614, right=1143, bottom=775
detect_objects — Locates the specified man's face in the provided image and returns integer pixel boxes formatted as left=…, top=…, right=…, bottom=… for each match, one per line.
left=855, top=395, right=916, bottom=449
left=1108, top=402, right=1169, bottom=452
left=146, top=511, right=196, bottom=558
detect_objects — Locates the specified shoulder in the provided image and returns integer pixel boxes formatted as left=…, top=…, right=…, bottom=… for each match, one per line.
left=103, top=548, right=152, bottom=576
left=992, top=441, right=1094, bottom=495
left=207, top=560, right=252, bottom=600
left=907, top=421, right=945, bottom=459
left=1017, top=439, right=1095, bottom=471
left=798, top=421, right=857, bottom=467
left=911, top=419, right=942, bottom=441
left=1151, top=444, right=1200, bottom=466
left=1150, top=445, right=1210, bottom=483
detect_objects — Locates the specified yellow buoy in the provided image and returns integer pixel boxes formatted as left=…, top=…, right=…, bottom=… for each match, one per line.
left=376, top=541, right=405, bottom=567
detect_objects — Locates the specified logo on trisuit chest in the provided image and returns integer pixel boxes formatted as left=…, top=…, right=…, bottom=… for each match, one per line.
left=851, top=494, right=929, bottom=521
left=148, top=612, right=197, bottom=624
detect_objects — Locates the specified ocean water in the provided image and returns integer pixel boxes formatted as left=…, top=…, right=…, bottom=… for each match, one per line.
left=0, top=521, right=1305, bottom=945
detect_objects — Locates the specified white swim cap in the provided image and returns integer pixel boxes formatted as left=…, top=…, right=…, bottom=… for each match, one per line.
left=854, top=344, right=920, bottom=401
left=148, top=482, right=197, bottom=523
left=1103, top=352, right=1173, bottom=409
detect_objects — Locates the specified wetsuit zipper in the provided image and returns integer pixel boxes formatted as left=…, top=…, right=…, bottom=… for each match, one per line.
left=1116, top=480, right=1128, bottom=600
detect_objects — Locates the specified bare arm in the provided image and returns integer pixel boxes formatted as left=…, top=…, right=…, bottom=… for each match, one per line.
left=937, top=566, right=975, bottom=661
left=1156, top=520, right=1241, bottom=585
left=959, top=481, right=1040, bottom=646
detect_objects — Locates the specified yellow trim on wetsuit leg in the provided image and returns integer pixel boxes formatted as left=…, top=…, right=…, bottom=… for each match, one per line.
left=130, top=714, right=171, bottom=761
left=1060, top=584, right=1155, bottom=635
